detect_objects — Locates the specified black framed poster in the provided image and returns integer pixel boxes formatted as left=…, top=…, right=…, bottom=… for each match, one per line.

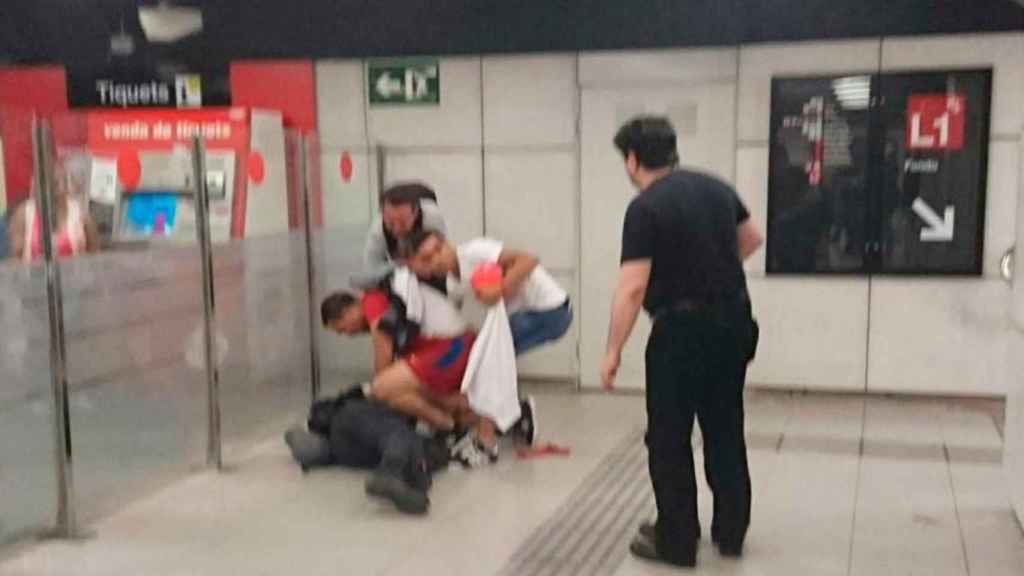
left=767, top=74, right=873, bottom=274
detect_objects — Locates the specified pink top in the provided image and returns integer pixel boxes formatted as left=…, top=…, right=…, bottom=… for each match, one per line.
left=22, top=199, right=87, bottom=262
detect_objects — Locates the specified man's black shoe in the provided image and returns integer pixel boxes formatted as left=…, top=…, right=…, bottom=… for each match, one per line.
left=513, top=396, right=538, bottom=446
left=365, top=472, right=429, bottom=515
left=639, top=521, right=706, bottom=542
left=718, top=541, right=744, bottom=558
left=629, top=530, right=696, bottom=568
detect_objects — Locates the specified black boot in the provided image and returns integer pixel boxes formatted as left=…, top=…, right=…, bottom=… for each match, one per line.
left=365, top=472, right=429, bottom=515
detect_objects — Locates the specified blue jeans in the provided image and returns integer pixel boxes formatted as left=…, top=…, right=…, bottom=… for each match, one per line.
left=508, top=300, right=573, bottom=355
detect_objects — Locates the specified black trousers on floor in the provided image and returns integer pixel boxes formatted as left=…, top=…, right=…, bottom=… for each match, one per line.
left=645, top=301, right=753, bottom=562
left=329, top=400, right=431, bottom=491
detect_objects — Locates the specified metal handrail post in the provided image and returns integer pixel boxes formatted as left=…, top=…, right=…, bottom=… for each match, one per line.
left=191, top=137, right=222, bottom=470
left=33, top=118, right=76, bottom=536
left=298, top=136, right=321, bottom=401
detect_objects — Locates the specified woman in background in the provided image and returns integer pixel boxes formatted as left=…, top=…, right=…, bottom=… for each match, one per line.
left=7, top=156, right=99, bottom=261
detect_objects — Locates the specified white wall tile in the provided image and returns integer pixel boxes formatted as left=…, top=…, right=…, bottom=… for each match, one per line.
left=581, top=84, right=737, bottom=182
left=320, top=149, right=374, bottom=229
left=1015, top=130, right=1024, bottom=330
left=578, top=84, right=738, bottom=389
left=483, top=55, right=577, bottom=147
left=577, top=89, right=651, bottom=390
left=315, top=60, right=368, bottom=148
left=1006, top=334, right=1024, bottom=521
left=881, top=33, right=1024, bottom=135
left=367, top=58, right=482, bottom=148
left=245, top=111, right=289, bottom=238
left=747, top=277, right=869, bottom=391
left=738, top=39, right=882, bottom=142
left=579, top=48, right=737, bottom=88
left=736, top=146, right=769, bottom=275
left=984, top=140, right=1021, bottom=278
left=383, top=152, right=483, bottom=245
left=516, top=272, right=578, bottom=380
left=484, top=151, right=576, bottom=271
left=868, top=278, right=1012, bottom=396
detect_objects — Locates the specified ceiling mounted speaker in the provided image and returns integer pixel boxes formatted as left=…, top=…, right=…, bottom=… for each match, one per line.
left=138, top=2, right=203, bottom=43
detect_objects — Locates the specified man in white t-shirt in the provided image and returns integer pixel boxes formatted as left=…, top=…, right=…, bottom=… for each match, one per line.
left=401, top=230, right=572, bottom=449
left=402, top=230, right=573, bottom=359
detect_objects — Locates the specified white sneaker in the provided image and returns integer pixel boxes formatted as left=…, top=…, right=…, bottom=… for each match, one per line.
left=450, top=432, right=498, bottom=468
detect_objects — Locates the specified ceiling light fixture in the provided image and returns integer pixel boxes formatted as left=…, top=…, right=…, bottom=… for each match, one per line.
left=138, top=1, right=203, bottom=43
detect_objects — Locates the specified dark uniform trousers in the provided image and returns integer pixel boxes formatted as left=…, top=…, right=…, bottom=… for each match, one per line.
left=329, top=400, right=432, bottom=491
left=645, top=300, right=753, bottom=560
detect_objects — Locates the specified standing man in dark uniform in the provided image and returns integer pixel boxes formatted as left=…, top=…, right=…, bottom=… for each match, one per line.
left=601, top=117, right=763, bottom=568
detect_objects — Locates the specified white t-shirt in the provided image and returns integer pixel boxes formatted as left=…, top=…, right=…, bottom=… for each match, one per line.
left=390, top=268, right=467, bottom=337
left=455, top=238, right=567, bottom=315
left=418, top=285, right=468, bottom=337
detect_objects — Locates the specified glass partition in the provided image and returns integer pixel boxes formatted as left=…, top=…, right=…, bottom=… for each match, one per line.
left=0, top=261, right=57, bottom=544
left=49, top=113, right=208, bottom=523
left=1, top=108, right=57, bottom=544
left=312, top=136, right=374, bottom=395
left=214, top=128, right=322, bottom=457
left=1, top=113, right=362, bottom=536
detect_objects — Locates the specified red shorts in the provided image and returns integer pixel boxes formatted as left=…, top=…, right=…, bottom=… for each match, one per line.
left=405, top=332, right=476, bottom=397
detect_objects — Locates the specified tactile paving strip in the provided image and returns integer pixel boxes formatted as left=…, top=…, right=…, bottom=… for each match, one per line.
left=498, top=428, right=654, bottom=576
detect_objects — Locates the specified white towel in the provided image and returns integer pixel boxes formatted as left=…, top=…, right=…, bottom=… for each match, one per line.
left=389, top=267, right=424, bottom=324
left=460, top=301, right=521, bottom=432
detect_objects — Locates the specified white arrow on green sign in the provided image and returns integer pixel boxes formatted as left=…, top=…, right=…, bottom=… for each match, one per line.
left=368, top=60, right=440, bottom=105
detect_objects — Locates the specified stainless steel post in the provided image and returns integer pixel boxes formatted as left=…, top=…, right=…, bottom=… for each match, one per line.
left=298, top=136, right=321, bottom=401
left=191, top=137, right=221, bottom=469
left=33, top=119, right=76, bottom=536
left=376, top=144, right=386, bottom=197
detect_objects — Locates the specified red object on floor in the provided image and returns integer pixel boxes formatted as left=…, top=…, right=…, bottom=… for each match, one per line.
left=515, top=442, right=571, bottom=460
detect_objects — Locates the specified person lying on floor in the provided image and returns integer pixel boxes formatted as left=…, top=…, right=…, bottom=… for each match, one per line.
left=320, top=277, right=504, bottom=467
left=401, top=230, right=574, bottom=444
left=284, top=384, right=448, bottom=515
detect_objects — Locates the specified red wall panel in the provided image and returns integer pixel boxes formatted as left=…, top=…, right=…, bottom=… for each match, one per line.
left=229, top=60, right=317, bottom=132
left=230, top=60, right=318, bottom=227
left=0, top=67, right=69, bottom=206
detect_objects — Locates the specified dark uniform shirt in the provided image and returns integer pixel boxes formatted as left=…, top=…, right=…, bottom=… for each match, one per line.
left=621, top=170, right=750, bottom=314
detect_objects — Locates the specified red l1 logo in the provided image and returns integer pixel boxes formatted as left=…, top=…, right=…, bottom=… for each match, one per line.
left=906, top=93, right=966, bottom=151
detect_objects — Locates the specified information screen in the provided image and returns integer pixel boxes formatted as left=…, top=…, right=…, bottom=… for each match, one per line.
left=767, top=69, right=991, bottom=276
left=876, top=70, right=991, bottom=275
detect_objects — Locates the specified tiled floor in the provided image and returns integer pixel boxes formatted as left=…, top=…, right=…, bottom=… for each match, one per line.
left=2, top=390, right=1023, bottom=576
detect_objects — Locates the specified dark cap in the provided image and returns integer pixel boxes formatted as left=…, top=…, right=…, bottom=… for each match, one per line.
left=613, top=116, right=679, bottom=170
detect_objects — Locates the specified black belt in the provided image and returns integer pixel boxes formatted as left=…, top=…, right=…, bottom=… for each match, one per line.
left=652, top=294, right=748, bottom=321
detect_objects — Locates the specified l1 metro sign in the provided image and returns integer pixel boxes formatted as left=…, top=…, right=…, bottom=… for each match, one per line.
left=907, top=93, right=966, bottom=151
left=368, top=59, right=440, bottom=106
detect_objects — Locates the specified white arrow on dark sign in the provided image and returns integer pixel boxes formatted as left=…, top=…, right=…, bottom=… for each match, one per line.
left=375, top=72, right=403, bottom=98
left=912, top=197, right=955, bottom=242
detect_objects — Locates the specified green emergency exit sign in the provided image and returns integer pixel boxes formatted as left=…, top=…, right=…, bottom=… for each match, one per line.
left=368, top=60, right=440, bottom=105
